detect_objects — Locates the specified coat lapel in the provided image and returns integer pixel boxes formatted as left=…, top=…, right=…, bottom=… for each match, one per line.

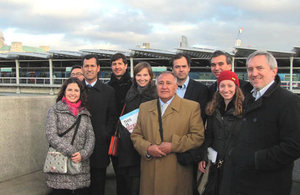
left=183, top=79, right=193, bottom=99
left=162, top=95, right=181, bottom=119
left=245, top=81, right=279, bottom=114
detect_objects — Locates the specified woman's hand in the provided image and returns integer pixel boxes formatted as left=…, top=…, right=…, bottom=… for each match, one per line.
left=198, top=161, right=206, bottom=173
left=71, top=152, right=82, bottom=163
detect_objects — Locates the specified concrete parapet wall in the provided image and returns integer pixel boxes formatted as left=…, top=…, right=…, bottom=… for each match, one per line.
left=0, top=95, right=56, bottom=182
left=0, top=86, right=61, bottom=95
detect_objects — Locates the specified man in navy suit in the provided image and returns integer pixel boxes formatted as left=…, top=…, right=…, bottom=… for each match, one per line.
left=171, top=53, right=209, bottom=122
left=171, top=53, right=209, bottom=195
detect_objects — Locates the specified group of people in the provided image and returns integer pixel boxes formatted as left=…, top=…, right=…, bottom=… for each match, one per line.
left=44, top=50, right=300, bottom=195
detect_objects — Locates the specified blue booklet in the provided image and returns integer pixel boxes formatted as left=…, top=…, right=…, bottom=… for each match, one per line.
left=120, top=109, right=139, bottom=133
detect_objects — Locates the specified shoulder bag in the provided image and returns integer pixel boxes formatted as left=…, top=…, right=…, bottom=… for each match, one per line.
left=108, top=104, right=126, bottom=156
left=43, top=115, right=82, bottom=174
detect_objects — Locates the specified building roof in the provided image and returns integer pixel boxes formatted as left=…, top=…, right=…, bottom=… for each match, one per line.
left=131, top=48, right=176, bottom=58
left=176, top=47, right=217, bottom=58
left=5, top=52, right=50, bottom=59
left=0, top=46, right=299, bottom=60
left=80, top=49, right=132, bottom=58
left=48, top=50, right=86, bottom=58
left=234, top=46, right=295, bottom=58
left=0, top=45, right=44, bottom=53
left=0, top=45, right=10, bottom=51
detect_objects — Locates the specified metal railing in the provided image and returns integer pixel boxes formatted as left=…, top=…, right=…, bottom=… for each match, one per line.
left=0, top=77, right=299, bottom=94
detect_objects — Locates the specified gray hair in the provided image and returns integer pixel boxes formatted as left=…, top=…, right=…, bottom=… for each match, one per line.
left=246, top=51, right=278, bottom=69
left=155, top=71, right=177, bottom=85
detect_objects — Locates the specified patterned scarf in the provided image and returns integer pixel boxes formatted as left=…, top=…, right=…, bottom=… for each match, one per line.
left=62, top=96, right=82, bottom=116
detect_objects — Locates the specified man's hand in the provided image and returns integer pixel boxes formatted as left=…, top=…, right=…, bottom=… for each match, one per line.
left=198, top=161, right=206, bottom=173
left=147, top=145, right=166, bottom=158
left=159, top=142, right=172, bottom=154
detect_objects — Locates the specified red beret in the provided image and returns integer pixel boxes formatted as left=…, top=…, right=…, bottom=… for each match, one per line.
left=217, top=70, right=240, bottom=88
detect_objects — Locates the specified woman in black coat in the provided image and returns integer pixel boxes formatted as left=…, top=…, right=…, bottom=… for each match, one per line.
left=117, top=62, right=157, bottom=195
left=198, top=71, right=245, bottom=195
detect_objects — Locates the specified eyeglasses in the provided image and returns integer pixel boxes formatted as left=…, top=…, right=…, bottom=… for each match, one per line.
left=71, top=72, right=83, bottom=77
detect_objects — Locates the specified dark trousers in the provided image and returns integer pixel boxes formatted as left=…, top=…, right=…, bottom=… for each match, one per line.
left=49, top=188, right=89, bottom=195
left=89, top=167, right=107, bottom=195
left=117, top=166, right=140, bottom=195
left=111, top=156, right=123, bottom=195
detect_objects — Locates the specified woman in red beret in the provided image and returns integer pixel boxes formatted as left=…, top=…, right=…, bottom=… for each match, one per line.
left=198, top=71, right=245, bottom=195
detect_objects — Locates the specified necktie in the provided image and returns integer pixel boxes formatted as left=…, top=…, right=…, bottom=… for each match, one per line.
left=87, top=84, right=92, bottom=88
left=178, top=85, right=182, bottom=89
left=161, top=103, right=168, bottom=116
left=252, top=89, right=261, bottom=101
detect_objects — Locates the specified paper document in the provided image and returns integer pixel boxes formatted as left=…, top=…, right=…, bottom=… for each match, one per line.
left=207, top=147, right=218, bottom=163
left=120, top=109, right=139, bottom=133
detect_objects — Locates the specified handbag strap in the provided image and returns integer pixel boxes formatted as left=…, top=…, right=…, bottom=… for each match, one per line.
left=114, top=104, right=127, bottom=136
left=70, top=115, right=81, bottom=145
left=156, top=99, right=163, bottom=142
left=57, top=115, right=82, bottom=145
left=58, top=115, right=81, bottom=137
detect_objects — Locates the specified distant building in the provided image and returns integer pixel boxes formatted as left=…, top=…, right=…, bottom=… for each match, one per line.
left=0, top=30, right=50, bottom=53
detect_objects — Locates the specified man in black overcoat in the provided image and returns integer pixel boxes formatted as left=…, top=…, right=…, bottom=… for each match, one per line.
left=108, top=53, right=132, bottom=116
left=81, top=54, right=117, bottom=195
left=107, top=53, right=132, bottom=195
left=227, top=51, right=300, bottom=195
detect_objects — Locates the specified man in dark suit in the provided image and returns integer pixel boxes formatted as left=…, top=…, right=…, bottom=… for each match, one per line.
left=209, top=50, right=248, bottom=99
left=81, top=54, right=117, bottom=195
left=171, top=53, right=209, bottom=195
left=171, top=53, right=209, bottom=122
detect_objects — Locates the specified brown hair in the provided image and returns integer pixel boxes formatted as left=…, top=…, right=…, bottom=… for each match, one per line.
left=56, top=77, right=87, bottom=107
left=205, top=86, right=244, bottom=117
left=133, top=62, right=154, bottom=86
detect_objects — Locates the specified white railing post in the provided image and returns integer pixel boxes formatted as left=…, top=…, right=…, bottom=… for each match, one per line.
left=290, top=57, right=293, bottom=91
left=15, top=59, right=20, bottom=93
left=49, top=58, right=54, bottom=95
left=232, top=57, right=235, bottom=72
left=130, top=57, right=134, bottom=78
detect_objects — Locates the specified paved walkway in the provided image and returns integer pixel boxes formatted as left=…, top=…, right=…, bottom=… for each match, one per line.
left=0, top=171, right=50, bottom=195
left=1, top=168, right=299, bottom=195
left=0, top=165, right=116, bottom=195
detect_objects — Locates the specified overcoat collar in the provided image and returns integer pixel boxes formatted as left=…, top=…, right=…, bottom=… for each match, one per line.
left=83, top=79, right=105, bottom=93
left=149, top=94, right=181, bottom=117
left=245, top=76, right=280, bottom=114
left=109, top=71, right=131, bottom=84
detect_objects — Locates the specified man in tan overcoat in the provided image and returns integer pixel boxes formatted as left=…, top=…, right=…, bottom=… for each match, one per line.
left=131, top=71, right=204, bottom=195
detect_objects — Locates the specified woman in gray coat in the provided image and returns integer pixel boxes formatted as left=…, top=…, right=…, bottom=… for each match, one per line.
left=45, top=77, right=95, bottom=195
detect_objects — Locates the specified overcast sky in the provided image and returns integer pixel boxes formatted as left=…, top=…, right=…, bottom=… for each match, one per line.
left=0, top=0, right=299, bottom=52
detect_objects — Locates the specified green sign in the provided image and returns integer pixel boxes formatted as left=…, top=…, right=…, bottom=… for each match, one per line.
left=1, top=67, right=12, bottom=72
left=65, top=67, right=72, bottom=72
left=152, top=66, right=167, bottom=72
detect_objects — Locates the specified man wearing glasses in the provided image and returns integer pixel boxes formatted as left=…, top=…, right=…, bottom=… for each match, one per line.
left=70, top=65, right=84, bottom=81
